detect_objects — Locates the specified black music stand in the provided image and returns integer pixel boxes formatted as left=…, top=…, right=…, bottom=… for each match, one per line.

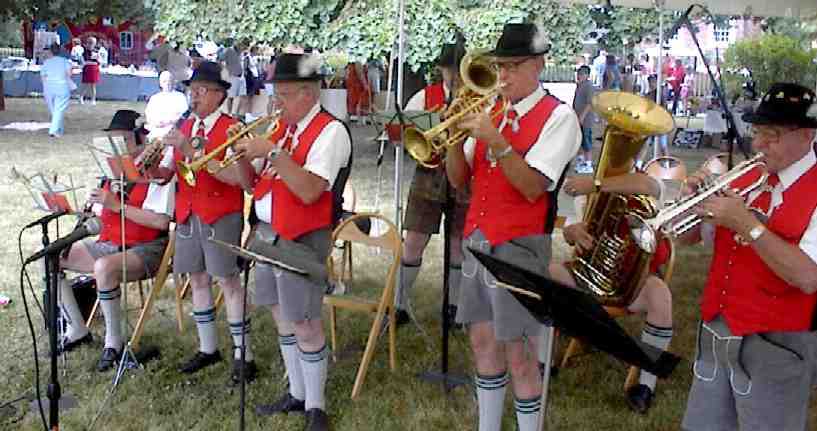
left=469, top=249, right=680, bottom=378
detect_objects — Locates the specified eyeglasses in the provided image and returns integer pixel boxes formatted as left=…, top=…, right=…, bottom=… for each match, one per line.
left=273, top=88, right=304, bottom=101
left=749, top=126, right=800, bottom=142
left=496, top=57, right=533, bottom=72
left=190, top=86, right=222, bottom=97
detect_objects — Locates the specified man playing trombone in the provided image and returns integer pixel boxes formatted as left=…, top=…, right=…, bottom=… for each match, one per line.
left=680, top=83, right=817, bottom=431
left=445, top=24, right=580, bottom=431
left=395, top=42, right=469, bottom=326
left=163, top=61, right=258, bottom=384
left=59, top=110, right=173, bottom=372
left=235, top=52, right=352, bottom=431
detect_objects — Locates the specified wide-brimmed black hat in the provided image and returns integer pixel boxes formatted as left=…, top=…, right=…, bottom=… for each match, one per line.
left=743, top=82, right=817, bottom=128
left=182, top=61, right=231, bottom=89
left=490, top=23, right=549, bottom=58
left=436, top=43, right=465, bottom=69
left=103, top=109, right=141, bottom=131
left=272, top=53, right=325, bottom=82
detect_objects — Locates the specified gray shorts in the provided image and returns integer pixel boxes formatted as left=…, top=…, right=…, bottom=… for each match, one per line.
left=681, top=317, right=817, bottom=431
left=456, top=229, right=550, bottom=341
left=173, top=213, right=243, bottom=278
left=82, top=237, right=168, bottom=278
left=252, top=222, right=330, bottom=322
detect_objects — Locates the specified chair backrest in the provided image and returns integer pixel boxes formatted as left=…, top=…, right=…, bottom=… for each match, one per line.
left=331, top=212, right=400, bottom=256
left=342, top=182, right=357, bottom=213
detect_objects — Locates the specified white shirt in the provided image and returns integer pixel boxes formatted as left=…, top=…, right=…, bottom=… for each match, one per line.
left=404, top=83, right=451, bottom=112
left=145, top=91, right=189, bottom=140
left=97, top=46, right=108, bottom=67
left=157, top=110, right=221, bottom=170
left=463, top=86, right=581, bottom=191
left=41, top=56, right=72, bottom=87
left=142, top=181, right=175, bottom=217
left=255, top=103, right=352, bottom=224
left=743, top=147, right=817, bottom=264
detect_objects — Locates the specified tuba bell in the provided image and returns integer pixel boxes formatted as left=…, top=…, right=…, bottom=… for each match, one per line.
left=567, top=91, right=675, bottom=307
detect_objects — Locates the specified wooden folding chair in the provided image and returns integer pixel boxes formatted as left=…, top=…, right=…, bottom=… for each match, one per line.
left=323, top=213, right=401, bottom=399
left=559, top=238, right=677, bottom=391
left=336, top=182, right=357, bottom=284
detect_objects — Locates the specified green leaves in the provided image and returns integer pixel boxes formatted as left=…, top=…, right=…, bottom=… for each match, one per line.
left=724, top=33, right=817, bottom=99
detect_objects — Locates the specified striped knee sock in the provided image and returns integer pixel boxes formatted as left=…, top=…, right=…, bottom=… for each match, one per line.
left=299, top=344, right=329, bottom=411
left=279, top=334, right=305, bottom=401
left=192, top=306, right=217, bottom=354
left=639, top=322, right=673, bottom=389
left=515, top=395, right=542, bottom=431
left=229, top=319, right=253, bottom=361
left=98, top=286, right=122, bottom=349
left=476, top=372, right=508, bottom=431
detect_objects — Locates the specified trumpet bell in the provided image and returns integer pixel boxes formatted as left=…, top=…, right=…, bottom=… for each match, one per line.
left=177, top=160, right=197, bottom=187
left=404, top=127, right=439, bottom=168
left=460, top=51, right=499, bottom=95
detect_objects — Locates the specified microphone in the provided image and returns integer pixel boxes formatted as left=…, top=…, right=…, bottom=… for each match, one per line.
left=25, top=217, right=102, bottom=265
left=23, top=211, right=68, bottom=229
left=664, top=5, right=696, bottom=43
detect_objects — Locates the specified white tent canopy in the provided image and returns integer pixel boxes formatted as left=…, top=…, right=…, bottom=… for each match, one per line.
left=562, top=0, right=817, bottom=18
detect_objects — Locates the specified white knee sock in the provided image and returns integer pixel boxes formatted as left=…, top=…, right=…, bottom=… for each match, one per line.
left=299, top=343, right=329, bottom=411
left=59, top=275, right=88, bottom=341
left=229, top=318, right=253, bottom=361
left=98, top=286, right=122, bottom=349
left=515, top=395, right=542, bottom=431
left=639, top=322, right=673, bottom=389
left=476, top=372, right=508, bottom=431
left=192, top=305, right=218, bottom=354
left=279, top=334, right=305, bottom=401
left=447, top=264, right=461, bottom=306
left=395, top=261, right=422, bottom=311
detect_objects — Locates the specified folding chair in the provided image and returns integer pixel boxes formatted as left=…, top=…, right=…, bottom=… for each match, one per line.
left=323, top=213, right=401, bottom=399
left=336, top=182, right=357, bottom=284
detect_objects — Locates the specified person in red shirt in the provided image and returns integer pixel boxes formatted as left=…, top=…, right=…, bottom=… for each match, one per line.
left=163, top=61, right=258, bottom=384
left=58, top=110, right=173, bottom=372
left=667, top=59, right=686, bottom=115
left=446, top=23, right=580, bottom=431
left=235, top=53, right=352, bottom=431
left=680, top=83, right=817, bottom=430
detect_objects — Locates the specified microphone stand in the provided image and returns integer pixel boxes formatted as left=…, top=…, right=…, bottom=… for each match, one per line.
left=44, top=248, right=63, bottom=429
left=238, top=263, right=251, bottom=431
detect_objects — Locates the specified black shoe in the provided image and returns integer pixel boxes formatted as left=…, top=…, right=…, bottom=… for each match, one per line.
left=96, top=346, right=121, bottom=372
left=58, top=333, right=93, bottom=355
left=444, top=305, right=462, bottom=330
left=626, top=384, right=654, bottom=414
left=304, top=408, right=330, bottom=431
left=230, top=357, right=257, bottom=385
left=179, top=350, right=222, bottom=374
left=395, top=309, right=410, bottom=327
left=255, top=392, right=305, bottom=416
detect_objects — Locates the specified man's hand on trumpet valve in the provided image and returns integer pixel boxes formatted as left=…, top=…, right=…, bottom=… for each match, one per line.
left=563, top=222, right=595, bottom=253
left=694, top=188, right=759, bottom=236
left=234, top=135, right=274, bottom=161
left=88, top=187, right=121, bottom=213
left=458, top=112, right=504, bottom=149
left=163, top=128, right=195, bottom=159
left=682, top=168, right=711, bottom=196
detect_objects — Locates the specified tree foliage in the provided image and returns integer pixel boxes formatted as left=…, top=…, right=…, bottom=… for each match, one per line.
left=723, top=33, right=817, bottom=99
left=0, top=0, right=150, bottom=24
left=589, top=6, right=662, bottom=51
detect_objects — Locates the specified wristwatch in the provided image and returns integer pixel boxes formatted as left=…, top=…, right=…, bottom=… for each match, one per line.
left=747, top=224, right=767, bottom=242
left=594, top=179, right=602, bottom=193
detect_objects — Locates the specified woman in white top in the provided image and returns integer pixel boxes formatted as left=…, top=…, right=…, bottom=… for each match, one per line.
left=144, top=71, right=189, bottom=141
left=40, top=44, right=73, bottom=137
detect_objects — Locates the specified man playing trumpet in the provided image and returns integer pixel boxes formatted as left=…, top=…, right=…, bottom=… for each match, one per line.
left=58, top=110, right=173, bottom=372
left=446, top=23, right=580, bottom=431
left=680, top=83, right=817, bottom=431
left=163, top=61, right=258, bottom=384
left=235, top=52, right=352, bottom=431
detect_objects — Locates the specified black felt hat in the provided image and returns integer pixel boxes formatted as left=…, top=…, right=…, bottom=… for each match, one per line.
left=743, top=83, right=817, bottom=128
left=182, top=61, right=231, bottom=89
left=490, top=23, right=549, bottom=58
left=436, top=43, right=465, bottom=69
left=272, top=53, right=325, bottom=82
left=103, top=109, right=141, bottom=131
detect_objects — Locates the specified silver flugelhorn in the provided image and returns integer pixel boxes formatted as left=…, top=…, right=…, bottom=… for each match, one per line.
left=627, top=152, right=767, bottom=253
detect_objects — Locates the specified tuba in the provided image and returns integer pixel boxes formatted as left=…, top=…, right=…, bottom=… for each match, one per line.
left=403, top=51, right=503, bottom=168
left=567, top=91, right=675, bottom=307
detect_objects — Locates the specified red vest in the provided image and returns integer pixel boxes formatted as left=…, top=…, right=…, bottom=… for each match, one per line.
left=98, top=182, right=164, bottom=246
left=464, top=95, right=560, bottom=246
left=256, top=112, right=336, bottom=240
left=424, top=82, right=446, bottom=111
left=701, top=164, right=817, bottom=335
left=174, top=114, right=245, bottom=225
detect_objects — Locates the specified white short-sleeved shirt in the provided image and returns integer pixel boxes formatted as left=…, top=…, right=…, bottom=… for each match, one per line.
left=404, top=83, right=451, bottom=112
left=41, top=56, right=72, bottom=86
left=742, top=146, right=817, bottom=264
left=158, top=110, right=222, bottom=170
left=142, top=181, right=175, bottom=217
left=463, top=86, right=581, bottom=191
left=145, top=91, right=189, bottom=140
left=254, top=103, right=351, bottom=224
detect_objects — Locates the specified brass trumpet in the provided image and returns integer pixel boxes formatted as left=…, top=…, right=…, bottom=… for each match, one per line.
left=403, top=51, right=503, bottom=168
left=177, top=113, right=280, bottom=186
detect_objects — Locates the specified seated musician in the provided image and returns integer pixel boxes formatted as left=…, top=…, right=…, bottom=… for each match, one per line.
left=58, top=110, right=173, bottom=372
left=235, top=52, right=352, bottom=431
left=680, top=83, right=817, bottom=431
left=551, top=165, right=676, bottom=414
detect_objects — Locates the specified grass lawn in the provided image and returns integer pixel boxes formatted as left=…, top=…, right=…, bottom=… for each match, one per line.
left=0, top=97, right=814, bottom=430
